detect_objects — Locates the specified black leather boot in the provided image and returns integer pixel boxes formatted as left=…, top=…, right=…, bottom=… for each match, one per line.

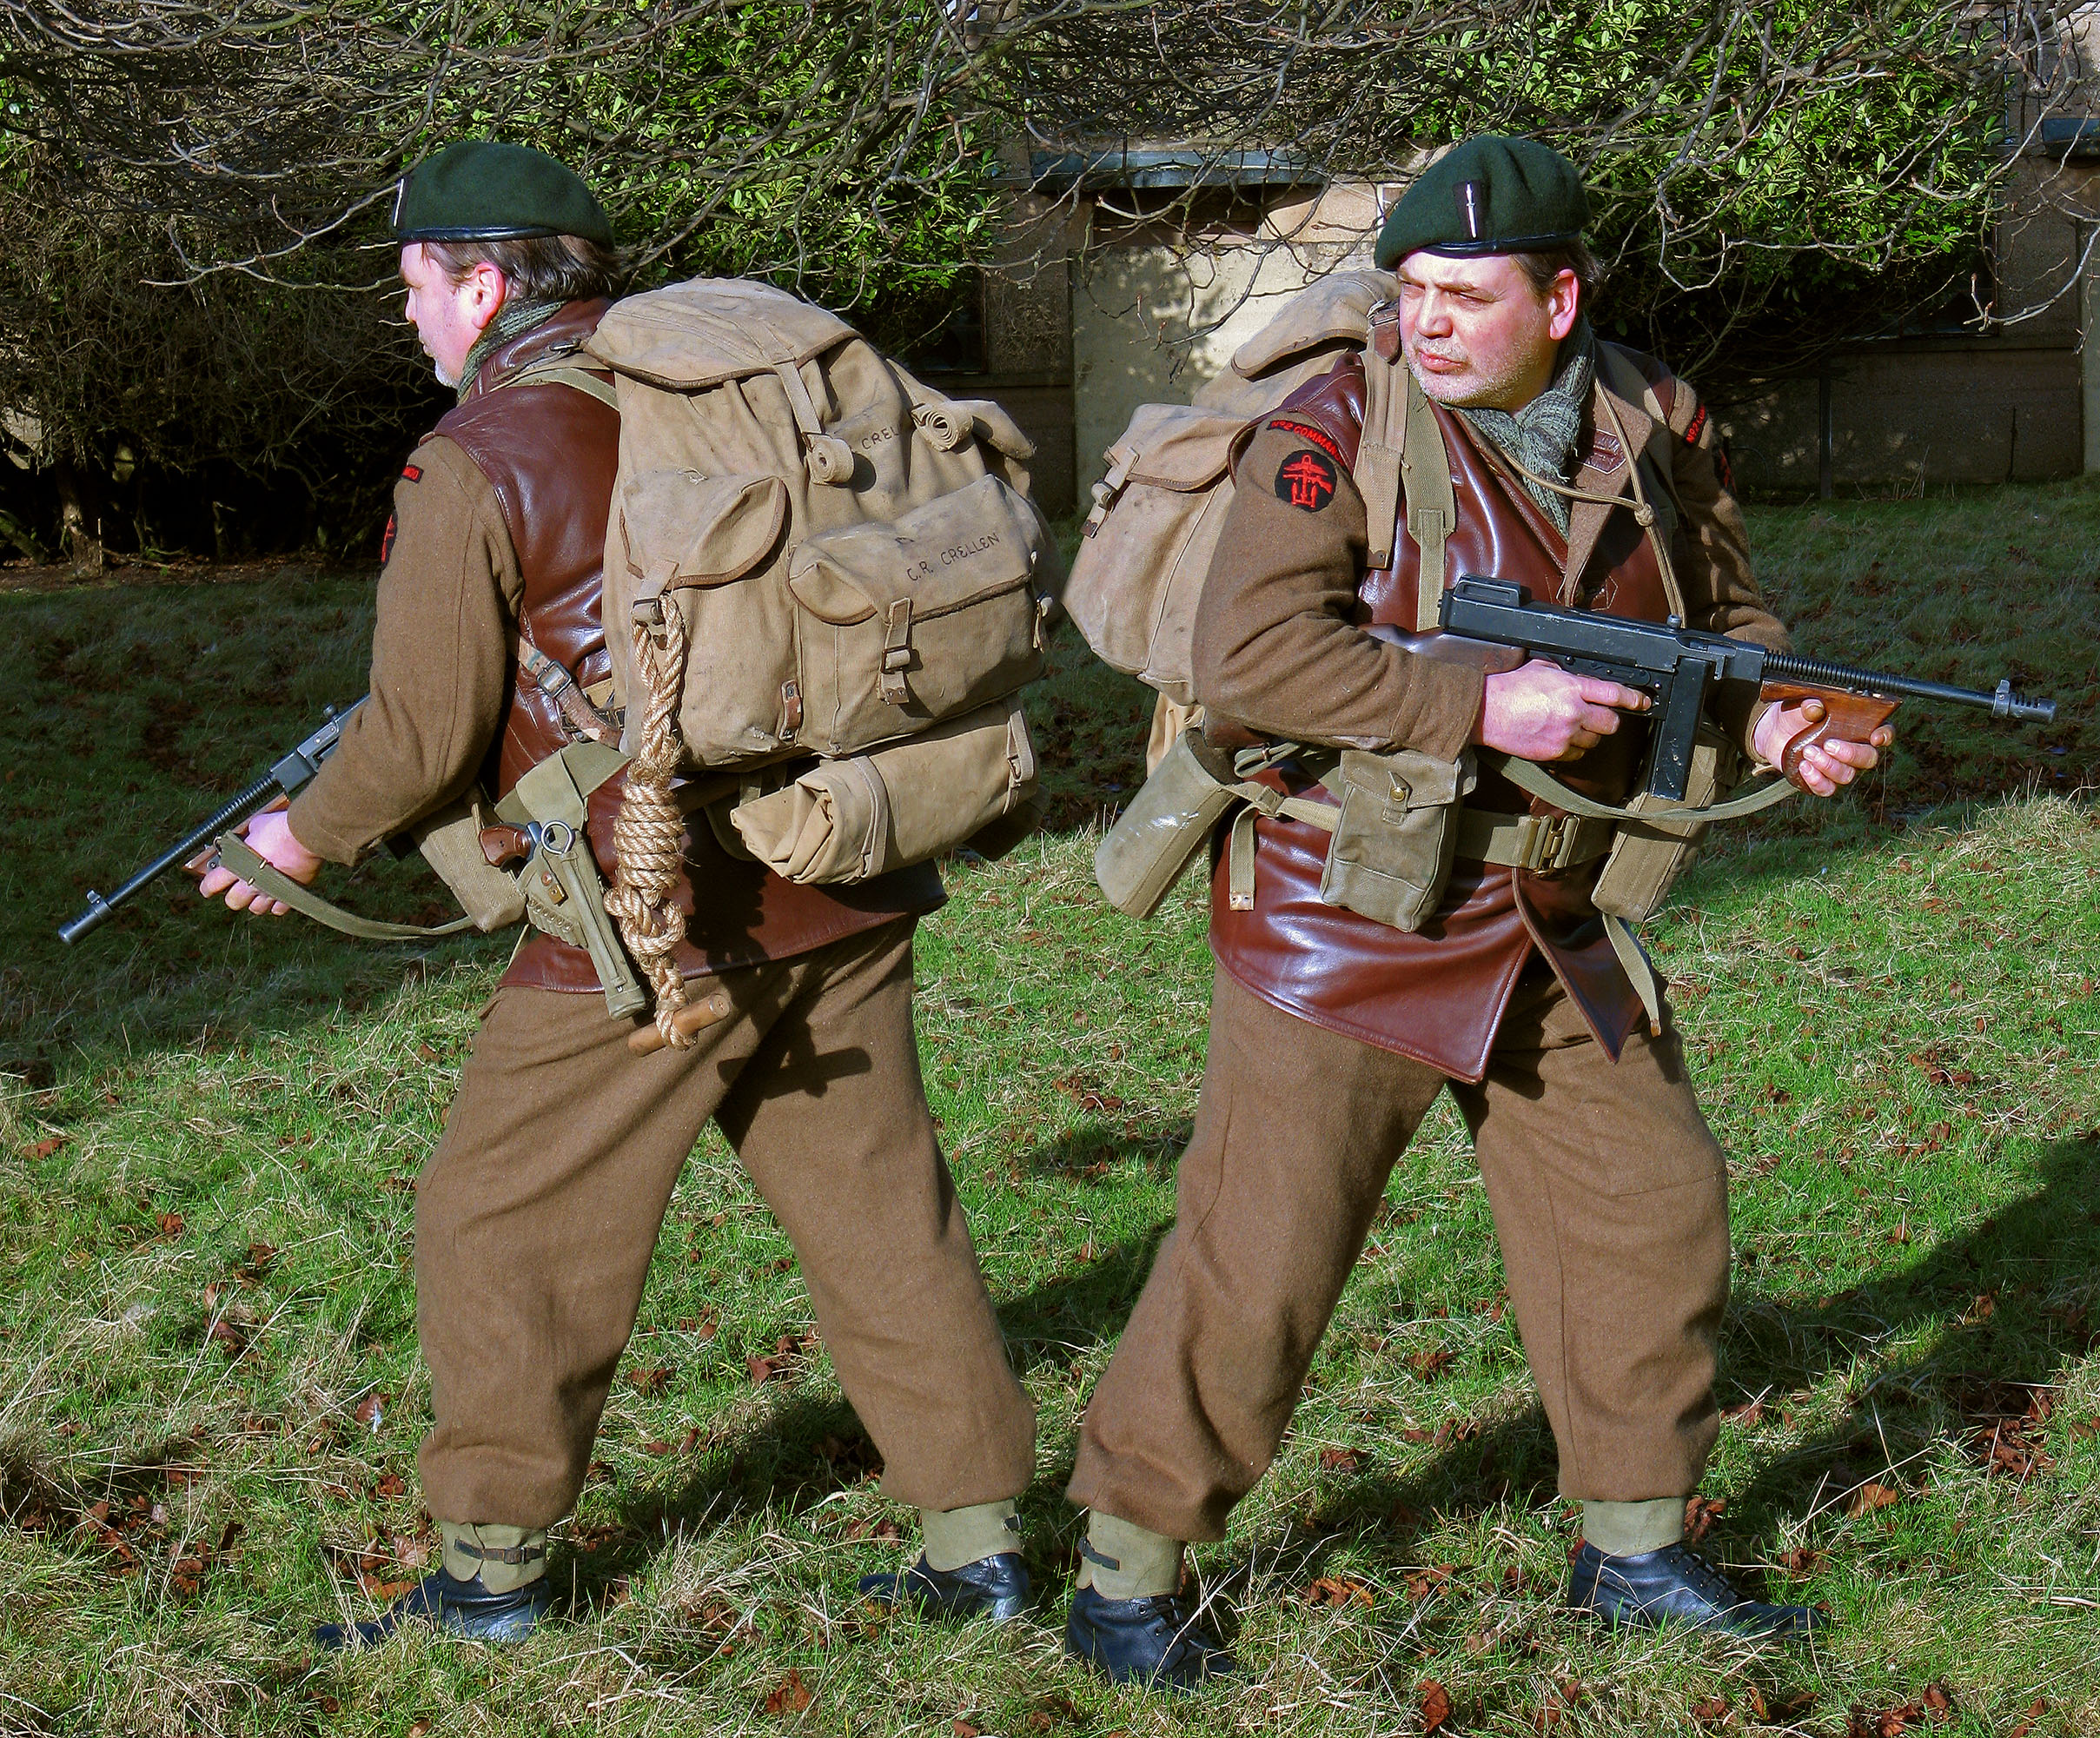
left=1063, top=1584, right=1235, bottom=1690
left=314, top=1568, right=554, bottom=1649
left=858, top=1552, right=1030, bottom=1622
left=1568, top=1540, right=1822, bottom=1641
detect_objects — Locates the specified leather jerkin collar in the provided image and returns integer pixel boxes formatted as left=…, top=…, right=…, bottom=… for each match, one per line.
left=460, top=299, right=612, bottom=401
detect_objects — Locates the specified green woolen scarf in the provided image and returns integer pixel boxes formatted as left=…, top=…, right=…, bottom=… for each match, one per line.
left=457, top=296, right=565, bottom=401
left=1457, top=318, right=1598, bottom=534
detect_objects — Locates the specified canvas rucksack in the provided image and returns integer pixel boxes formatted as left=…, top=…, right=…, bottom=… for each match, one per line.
left=579, top=279, right=1059, bottom=1042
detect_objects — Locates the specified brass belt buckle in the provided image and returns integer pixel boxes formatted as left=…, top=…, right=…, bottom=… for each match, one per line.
left=1520, top=811, right=1573, bottom=871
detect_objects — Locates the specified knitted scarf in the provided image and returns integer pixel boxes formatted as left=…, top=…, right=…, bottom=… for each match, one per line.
left=457, top=296, right=566, bottom=401
left=1457, top=318, right=1597, bottom=533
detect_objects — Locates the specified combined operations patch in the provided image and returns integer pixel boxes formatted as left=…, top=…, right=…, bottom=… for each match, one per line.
left=1275, top=449, right=1338, bottom=513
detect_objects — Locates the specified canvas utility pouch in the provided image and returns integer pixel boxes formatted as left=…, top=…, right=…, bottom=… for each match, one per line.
left=729, top=694, right=1038, bottom=885
left=409, top=790, right=527, bottom=933
left=1092, top=726, right=1242, bottom=919
left=1315, top=747, right=1476, bottom=933
left=1588, top=728, right=1734, bottom=924
left=785, top=474, right=1049, bottom=759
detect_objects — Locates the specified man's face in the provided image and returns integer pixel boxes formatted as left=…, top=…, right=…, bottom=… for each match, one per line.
left=1395, top=251, right=1580, bottom=413
left=399, top=243, right=507, bottom=388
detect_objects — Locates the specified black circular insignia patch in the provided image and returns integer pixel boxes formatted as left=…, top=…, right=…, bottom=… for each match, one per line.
left=1275, top=449, right=1337, bottom=513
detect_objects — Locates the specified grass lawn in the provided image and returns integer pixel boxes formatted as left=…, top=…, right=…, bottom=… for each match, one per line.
left=1, top=481, right=2096, bottom=1737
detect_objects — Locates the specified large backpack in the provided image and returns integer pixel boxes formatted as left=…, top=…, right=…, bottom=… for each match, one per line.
left=580, top=279, right=1059, bottom=1041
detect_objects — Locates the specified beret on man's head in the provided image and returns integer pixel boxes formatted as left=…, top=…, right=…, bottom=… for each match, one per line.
left=1374, top=136, right=1587, bottom=269
left=393, top=141, right=614, bottom=247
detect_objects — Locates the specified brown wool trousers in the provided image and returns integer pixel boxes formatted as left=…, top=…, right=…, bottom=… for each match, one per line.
left=414, top=919, right=1037, bottom=1529
left=1068, top=966, right=1731, bottom=1542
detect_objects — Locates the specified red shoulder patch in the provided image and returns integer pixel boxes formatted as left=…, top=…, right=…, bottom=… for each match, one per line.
left=1266, top=417, right=1345, bottom=466
left=401, top=462, right=423, bottom=483
left=1275, top=450, right=1338, bottom=513
left=379, top=514, right=398, bottom=564
left=1681, top=405, right=1707, bottom=447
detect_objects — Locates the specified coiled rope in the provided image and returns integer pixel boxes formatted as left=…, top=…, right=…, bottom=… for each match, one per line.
left=605, top=600, right=695, bottom=1049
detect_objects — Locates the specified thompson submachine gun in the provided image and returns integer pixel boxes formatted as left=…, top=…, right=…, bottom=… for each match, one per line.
left=1405, top=578, right=2057, bottom=803
left=59, top=699, right=365, bottom=944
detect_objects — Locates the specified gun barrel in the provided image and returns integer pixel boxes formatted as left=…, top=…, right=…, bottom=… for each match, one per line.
left=1761, top=652, right=2055, bottom=724
left=57, top=770, right=281, bottom=945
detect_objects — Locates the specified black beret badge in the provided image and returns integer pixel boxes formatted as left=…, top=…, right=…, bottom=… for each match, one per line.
left=1275, top=448, right=1338, bottom=513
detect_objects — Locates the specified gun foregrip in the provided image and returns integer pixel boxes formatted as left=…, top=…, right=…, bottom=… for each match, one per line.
left=1763, top=683, right=1899, bottom=779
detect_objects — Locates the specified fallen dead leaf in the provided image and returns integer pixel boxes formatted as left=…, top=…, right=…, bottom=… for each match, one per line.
left=1302, top=1575, right=1375, bottom=1609
left=1421, top=1679, right=1454, bottom=1733
left=1691, top=1695, right=1732, bottom=1728
left=1845, top=1482, right=1902, bottom=1519
left=1318, top=1446, right=1362, bottom=1472
left=2006, top=1698, right=2048, bottom=1738
left=28, top=1136, right=67, bottom=1160
left=156, top=1211, right=184, bottom=1237
left=1409, top=1347, right=1455, bottom=1382
left=370, top=1473, right=408, bottom=1500
left=626, top=1364, right=672, bottom=1395
left=761, top=1668, right=812, bottom=1716
left=1684, top=1496, right=1726, bottom=1544
left=1407, top=1564, right=1456, bottom=1602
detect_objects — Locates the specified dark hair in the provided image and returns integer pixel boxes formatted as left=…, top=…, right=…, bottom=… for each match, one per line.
left=422, top=233, right=624, bottom=302
left=1514, top=240, right=1603, bottom=302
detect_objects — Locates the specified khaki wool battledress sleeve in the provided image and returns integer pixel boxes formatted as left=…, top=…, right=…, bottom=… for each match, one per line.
left=1190, top=423, right=1486, bottom=760
left=288, top=437, right=525, bottom=865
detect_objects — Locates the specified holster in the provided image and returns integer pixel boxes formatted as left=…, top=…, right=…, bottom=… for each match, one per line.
left=408, top=791, right=528, bottom=932
left=495, top=741, right=648, bottom=1020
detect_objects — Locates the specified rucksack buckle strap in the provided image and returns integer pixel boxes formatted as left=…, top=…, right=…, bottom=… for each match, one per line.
left=880, top=600, right=914, bottom=704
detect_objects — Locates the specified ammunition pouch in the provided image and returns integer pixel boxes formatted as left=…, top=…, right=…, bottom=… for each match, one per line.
left=1314, top=747, right=1477, bottom=932
left=409, top=793, right=529, bottom=932
left=494, top=740, right=648, bottom=1021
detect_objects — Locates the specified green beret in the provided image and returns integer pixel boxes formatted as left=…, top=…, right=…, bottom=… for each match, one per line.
left=393, top=141, right=613, bottom=247
left=1375, top=136, right=1587, bottom=269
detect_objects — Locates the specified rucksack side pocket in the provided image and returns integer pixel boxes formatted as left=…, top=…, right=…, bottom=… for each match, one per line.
left=1316, top=747, right=1476, bottom=932
left=610, top=468, right=796, bottom=767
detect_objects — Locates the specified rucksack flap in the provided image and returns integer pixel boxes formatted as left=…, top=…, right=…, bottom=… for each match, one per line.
left=590, top=277, right=1051, bottom=773
left=1065, top=268, right=1393, bottom=700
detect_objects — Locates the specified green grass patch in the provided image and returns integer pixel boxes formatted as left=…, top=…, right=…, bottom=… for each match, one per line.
left=1, top=486, right=2097, bottom=1735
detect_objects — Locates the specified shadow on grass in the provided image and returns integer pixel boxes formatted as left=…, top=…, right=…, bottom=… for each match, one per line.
left=561, top=1134, right=2098, bottom=1693
left=1712, top=1134, right=2100, bottom=1542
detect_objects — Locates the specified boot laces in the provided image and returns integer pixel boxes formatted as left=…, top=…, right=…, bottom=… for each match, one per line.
left=1658, top=1544, right=1746, bottom=1610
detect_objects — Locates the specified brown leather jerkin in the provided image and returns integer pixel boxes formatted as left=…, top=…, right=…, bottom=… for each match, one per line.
left=435, top=302, right=940, bottom=998
left=1206, top=351, right=1677, bottom=1083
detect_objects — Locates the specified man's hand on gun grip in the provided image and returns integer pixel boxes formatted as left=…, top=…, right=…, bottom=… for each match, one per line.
left=1753, top=697, right=1896, bottom=799
left=195, top=800, right=321, bottom=918
left=1478, top=658, right=1652, bottom=763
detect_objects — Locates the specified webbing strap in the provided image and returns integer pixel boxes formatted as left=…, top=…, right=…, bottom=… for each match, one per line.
left=516, top=635, right=619, bottom=746
left=509, top=359, right=619, bottom=413
left=1226, top=803, right=1259, bottom=910
left=213, top=834, right=478, bottom=940
left=1401, top=372, right=1455, bottom=631
left=1603, top=912, right=1666, bottom=1037
left=1489, top=753, right=1799, bottom=824
left=1359, top=340, right=1407, bottom=570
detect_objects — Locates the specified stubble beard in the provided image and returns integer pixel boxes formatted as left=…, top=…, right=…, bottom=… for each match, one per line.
left=1408, top=345, right=1536, bottom=412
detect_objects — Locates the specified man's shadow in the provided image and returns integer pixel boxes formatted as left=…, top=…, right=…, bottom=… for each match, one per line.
left=580, top=1131, right=2099, bottom=1660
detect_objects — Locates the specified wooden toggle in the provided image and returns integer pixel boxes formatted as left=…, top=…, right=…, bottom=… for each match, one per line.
left=626, top=987, right=735, bottom=1057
